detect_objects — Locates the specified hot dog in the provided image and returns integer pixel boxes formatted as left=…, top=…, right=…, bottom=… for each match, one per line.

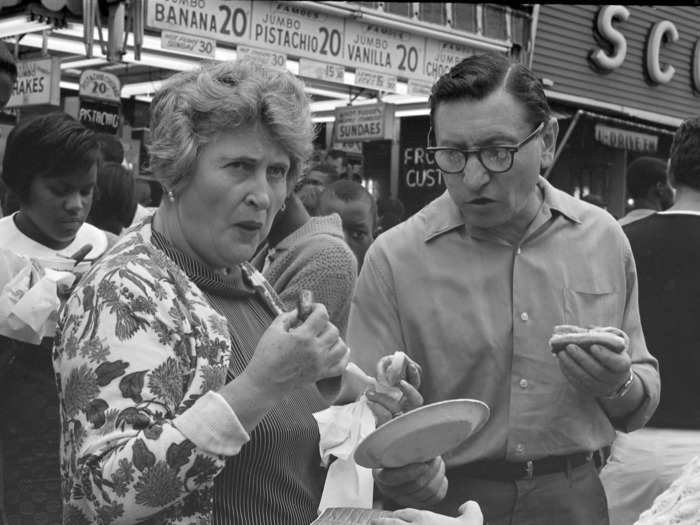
left=376, top=351, right=409, bottom=388
left=549, top=325, right=627, bottom=354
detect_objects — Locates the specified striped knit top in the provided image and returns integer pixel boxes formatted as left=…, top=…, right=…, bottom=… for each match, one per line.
left=152, top=230, right=329, bottom=525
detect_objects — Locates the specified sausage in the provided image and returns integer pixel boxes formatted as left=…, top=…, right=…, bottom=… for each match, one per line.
left=549, top=325, right=627, bottom=354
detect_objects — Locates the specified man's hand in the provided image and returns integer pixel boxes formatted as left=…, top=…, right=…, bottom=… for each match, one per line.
left=373, top=456, right=448, bottom=509
left=366, top=380, right=424, bottom=427
left=556, top=342, right=631, bottom=398
left=370, top=501, right=483, bottom=525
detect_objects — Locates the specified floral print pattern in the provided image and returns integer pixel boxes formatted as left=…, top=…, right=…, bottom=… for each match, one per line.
left=53, top=220, right=238, bottom=524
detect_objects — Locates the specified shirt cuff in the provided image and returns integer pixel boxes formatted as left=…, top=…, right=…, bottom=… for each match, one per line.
left=173, top=391, right=250, bottom=456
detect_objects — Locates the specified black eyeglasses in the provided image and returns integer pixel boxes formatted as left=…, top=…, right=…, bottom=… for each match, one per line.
left=426, top=122, right=545, bottom=174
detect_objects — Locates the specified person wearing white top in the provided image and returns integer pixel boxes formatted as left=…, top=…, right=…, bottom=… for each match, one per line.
left=0, top=112, right=115, bottom=525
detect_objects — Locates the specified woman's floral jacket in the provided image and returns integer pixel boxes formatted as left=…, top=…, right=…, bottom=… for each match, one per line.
left=53, top=220, right=249, bottom=525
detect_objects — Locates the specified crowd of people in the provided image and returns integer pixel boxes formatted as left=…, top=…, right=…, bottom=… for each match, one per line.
left=0, top=42, right=697, bottom=525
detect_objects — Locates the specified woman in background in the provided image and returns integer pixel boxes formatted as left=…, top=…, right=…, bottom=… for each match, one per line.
left=0, top=112, right=114, bottom=525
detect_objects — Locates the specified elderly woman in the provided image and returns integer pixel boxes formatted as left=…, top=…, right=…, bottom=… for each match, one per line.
left=53, top=60, right=384, bottom=524
left=0, top=113, right=113, bottom=524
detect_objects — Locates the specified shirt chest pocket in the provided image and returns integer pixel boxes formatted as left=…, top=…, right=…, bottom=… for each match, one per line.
left=563, top=287, right=623, bottom=328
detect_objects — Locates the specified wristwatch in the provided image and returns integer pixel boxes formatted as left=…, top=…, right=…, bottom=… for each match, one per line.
left=605, top=370, right=636, bottom=400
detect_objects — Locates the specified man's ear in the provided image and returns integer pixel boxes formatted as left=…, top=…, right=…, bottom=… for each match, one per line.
left=540, top=117, right=559, bottom=170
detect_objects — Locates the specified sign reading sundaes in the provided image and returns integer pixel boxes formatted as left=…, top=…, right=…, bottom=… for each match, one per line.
left=333, top=103, right=393, bottom=142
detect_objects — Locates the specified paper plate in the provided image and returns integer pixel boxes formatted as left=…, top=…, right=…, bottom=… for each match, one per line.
left=353, top=399, right=490, bottom=469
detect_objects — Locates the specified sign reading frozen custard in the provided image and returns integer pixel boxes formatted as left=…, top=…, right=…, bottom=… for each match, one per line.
left=333, top=103, right=392, bottom=142
left=6, top=58, right=60, bottom=108
left=594, top=124, right=658, bottom=153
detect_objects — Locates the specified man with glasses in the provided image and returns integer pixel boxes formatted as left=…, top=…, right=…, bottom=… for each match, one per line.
left=347, top=53, right=659, bottom=525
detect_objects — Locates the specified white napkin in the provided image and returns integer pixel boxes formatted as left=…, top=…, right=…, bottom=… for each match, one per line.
left=314, top=396, right=376, bottom=512
left=0, top=254, right=75, bottom=344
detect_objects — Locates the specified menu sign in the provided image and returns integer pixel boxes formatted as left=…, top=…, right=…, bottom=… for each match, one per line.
left=594, top=124, right=658, bottom=153
left=161, top=30, right=217, bottom=58
left=333, top=103, right=392, bottom=142
left=398, top=115, right=445, bottom=217
left=79, top=70, right=121, bottom=103
left=6, top=58, right=60, bottom=108
left=78, top=99, right=121, bottom=134
left=145, top=0, right=486, bottom=84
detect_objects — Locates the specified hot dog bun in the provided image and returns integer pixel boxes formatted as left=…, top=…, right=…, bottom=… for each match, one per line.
left=549, top=325, right=627, bottom=354
left=376, top=351, right=408, bottom=388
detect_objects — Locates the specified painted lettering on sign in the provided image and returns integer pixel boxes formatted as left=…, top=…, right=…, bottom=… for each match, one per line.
left=594, top=124, right=658, bottom=153
left=333, top=104, right=387, bottom=142
left=7, top=58, right=60, bottom=108
left=161, top=30, right=216, bottom=58
left=423, top=41, right=474, bottom=80
left=147, top=0, right=250, bottom=42
left=252, top=2, right=342, bottom=58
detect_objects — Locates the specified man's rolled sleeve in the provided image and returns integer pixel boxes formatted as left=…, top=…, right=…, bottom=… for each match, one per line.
left=616, top=242, right=660, bottom=432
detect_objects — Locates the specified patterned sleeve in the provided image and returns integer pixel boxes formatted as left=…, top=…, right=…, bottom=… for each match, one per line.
left=54, top=254, right=247, bottom=525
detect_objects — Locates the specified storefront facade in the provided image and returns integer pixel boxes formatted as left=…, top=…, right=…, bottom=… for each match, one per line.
left=531, top=5, right=700, bottom=217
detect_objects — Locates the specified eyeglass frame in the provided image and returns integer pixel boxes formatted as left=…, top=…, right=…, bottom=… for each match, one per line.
left=425, top=121, right=546, bottom=174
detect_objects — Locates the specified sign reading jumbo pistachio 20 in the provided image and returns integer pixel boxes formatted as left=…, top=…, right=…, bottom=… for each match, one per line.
left=145, top=0, right=478, bottom=86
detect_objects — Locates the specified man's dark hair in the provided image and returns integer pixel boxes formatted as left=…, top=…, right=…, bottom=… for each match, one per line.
left=2, top=112, right=100, bottom=202
left=626, top=156, right=668, bottom=198
left=429, top=53, right=551, bottom=136
left=0, top=42, right=17, bottom=80
left=95, top=132, right=125, bottom=163
left=320, top=179, right=377, bottom=229
left=87, top=162, right=137, bottom=235
left=669, top=117, right=700, bottom=191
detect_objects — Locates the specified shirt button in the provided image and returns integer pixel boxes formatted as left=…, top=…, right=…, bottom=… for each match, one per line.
left=520, top=312, right=529, bottom=322
left=519, top=378, right=528, bottom=389
left=516, top=247, right=522, bottom=255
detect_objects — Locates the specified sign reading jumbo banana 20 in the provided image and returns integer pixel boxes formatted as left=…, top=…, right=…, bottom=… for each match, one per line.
left=146, top=0, right=480, bottom=90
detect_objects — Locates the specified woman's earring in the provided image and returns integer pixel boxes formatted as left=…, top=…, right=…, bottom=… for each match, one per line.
left=280, top=203, right=287, bottom=212
left=167, top=190, right=175, bottom=203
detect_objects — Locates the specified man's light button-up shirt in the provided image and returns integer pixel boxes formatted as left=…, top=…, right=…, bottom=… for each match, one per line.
left=520, top=311, right=529, bottom=322
left=519, top=378, right=529, bottom=389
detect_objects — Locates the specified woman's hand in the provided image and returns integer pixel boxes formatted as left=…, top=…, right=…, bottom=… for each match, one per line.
left=244, top=303, right=350, bottom=397
left=370, top=501, right=483, bottom=525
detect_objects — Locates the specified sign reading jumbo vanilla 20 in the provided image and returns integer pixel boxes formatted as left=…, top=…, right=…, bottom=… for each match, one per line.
left=531, top=5, right=700, bottom=121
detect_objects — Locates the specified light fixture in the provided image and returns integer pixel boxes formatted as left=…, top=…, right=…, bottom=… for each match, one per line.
left=60, top=57, right=108, bottom=70
left=0, top=15, right=53, bottom=39
left=395, top=108, right=430, bottom=118
left=312, top=115, right=336, bottom=123
left=59, top=81, right=80, bottom=91
left=121, top=79, right=163, bottom=97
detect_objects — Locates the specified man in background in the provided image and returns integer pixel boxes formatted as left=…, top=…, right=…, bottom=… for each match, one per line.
left=602, top=117, right=700, bottom=524
left=318, top=180, right=377, bottom=269
left=619, top=156, right=674, bottom=226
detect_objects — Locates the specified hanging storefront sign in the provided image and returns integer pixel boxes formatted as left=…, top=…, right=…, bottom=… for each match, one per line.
left=79, top=70, right=121, bottom=104
left=6, top=58, right=61, bottom=108
left=594, top=124, right=658, bottom=153
left=333, top=103, right=393, bottom=142
left=236, top=44, right=286, bottom=69
left=78, top=99, right=121, bottom=134
left=353, top=69, right=397, bottom=93
left=298, top=58, right=345, bottom=83
left=161, top=30, right=217, bottom=58
left=145, top=0, right=480, bottom=85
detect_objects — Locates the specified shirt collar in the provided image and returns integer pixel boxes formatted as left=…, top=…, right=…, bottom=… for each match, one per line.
left=424, top=176, right=581, bottom=243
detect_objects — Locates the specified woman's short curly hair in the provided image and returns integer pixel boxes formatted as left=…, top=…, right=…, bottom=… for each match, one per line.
left=148, top=60, right=315, bottom=195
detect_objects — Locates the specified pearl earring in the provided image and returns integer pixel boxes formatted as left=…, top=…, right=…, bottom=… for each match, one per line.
left=167, top=190, right=175, bottom=202
left=280, top=203, right=287, bottom=212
